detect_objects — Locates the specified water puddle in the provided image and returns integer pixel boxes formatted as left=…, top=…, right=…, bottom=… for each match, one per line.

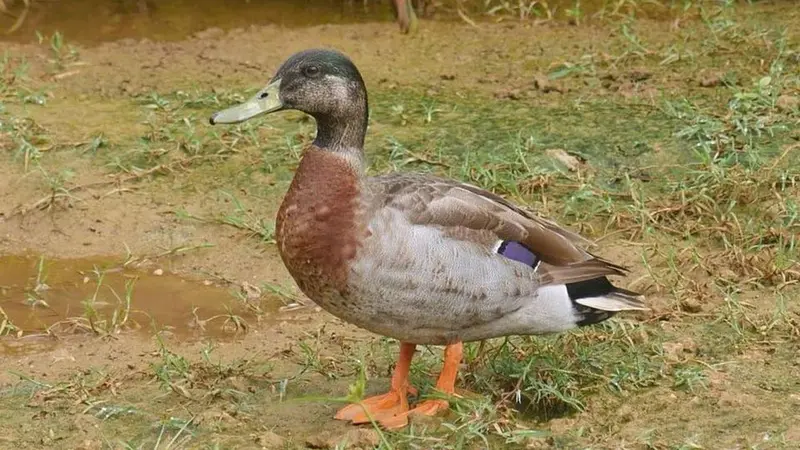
left=0, top=254, right=280, bottom=355
left=0, top=0, right=393, bottom=45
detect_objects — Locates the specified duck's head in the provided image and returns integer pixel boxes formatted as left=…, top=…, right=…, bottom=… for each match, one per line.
left=210, top=48, right=368, bottom=151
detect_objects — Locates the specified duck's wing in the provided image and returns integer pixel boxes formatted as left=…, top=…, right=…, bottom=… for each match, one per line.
left=373, top=172, right=633, bottom=287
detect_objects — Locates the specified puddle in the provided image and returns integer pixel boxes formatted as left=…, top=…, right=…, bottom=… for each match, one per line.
left=0, top=0, right=394, bottom=45
left=0, top=254, right=280, bottom=355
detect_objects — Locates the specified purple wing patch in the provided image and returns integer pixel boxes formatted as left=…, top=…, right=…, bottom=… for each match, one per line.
left=497, top=240, right=540, bottom=269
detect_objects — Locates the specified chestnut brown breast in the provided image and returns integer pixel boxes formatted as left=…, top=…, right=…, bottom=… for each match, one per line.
left=275, top=147, right=364, bottom=300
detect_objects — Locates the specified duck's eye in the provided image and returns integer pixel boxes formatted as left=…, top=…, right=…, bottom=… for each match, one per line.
left=303, top=65, right=321, bottom=78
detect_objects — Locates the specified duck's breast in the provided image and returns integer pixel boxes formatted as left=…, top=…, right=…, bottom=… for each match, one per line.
left=275, top=148, right=366, bottom=301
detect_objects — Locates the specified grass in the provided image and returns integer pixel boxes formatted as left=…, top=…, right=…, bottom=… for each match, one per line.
left=1, top=1, right=799, bottom=448
left=0, top=306, right=23, bottom=337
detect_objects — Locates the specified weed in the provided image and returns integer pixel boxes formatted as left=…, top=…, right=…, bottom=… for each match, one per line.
left=118, top=416, right=198, bottom=449
left=151, top=335, right=194, bottom=398
left=565, top=0, right=583, bottom=25
left=0, top=51, right=29, bottom=101
left=0, top=306, right=22, bottom=337
left=35, top=30, right=80, bottom=72
left=190, top=305, right=249, bottom=334
left=672, top=364, right=707, bottom=393
left=22, top=255, right=51, bottom=310
left=171, top=191, right=276, bottom=244
left=215, top=191, right=276, bottom=243
left=46, top=267, right=136, bottom=336
left=1, top=116, right=48, bottom=171
left=484, top=0, right=555, bottom=21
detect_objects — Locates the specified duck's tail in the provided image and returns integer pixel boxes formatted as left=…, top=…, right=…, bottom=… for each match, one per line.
left=565, top=277, right=648, bottom=326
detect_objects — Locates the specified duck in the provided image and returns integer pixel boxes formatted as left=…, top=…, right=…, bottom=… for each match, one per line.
left=209, top=48, right=647, bottom=429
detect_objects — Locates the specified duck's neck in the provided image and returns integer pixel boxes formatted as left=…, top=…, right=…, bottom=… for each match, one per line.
left=313, top=114, right=366, bottom=151
left=310, top=95, right=368, bottom=173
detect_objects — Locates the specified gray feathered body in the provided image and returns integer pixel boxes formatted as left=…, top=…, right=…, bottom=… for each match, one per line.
left=276, top=155, right=646, bottom=347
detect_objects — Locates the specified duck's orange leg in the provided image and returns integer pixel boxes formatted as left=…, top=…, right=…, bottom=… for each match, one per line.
left=335, top=342, right=416, bottom=428
left=406, top=341, right=462, bottom=418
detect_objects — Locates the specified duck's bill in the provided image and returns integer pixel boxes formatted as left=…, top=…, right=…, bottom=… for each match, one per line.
left=209, top=79, right=282, bottom=125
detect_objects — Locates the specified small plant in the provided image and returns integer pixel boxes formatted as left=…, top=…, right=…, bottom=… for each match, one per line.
left=216, top=190, right=276, bottom=243
left=484, top=0, right=555, bottom=21
left=0, top=51, right=30, bottom=101
left=1, top=116, right=49, bottom=171
left=47, top=267, right=136, bottom=336
left=565, top=0, right=583, bottom=25
left=34, top=30, right=79, bottom=72
left=151, top=334, right=194, bottom=397
left=23, top=256, right=52, bottom=310
left=83, top=268, right=135, bottom=336
left=672, top=365, right=708, bottom=393
left=0, top=306, right=22, bottom=337
left=189, top=305, right=248, bottom=334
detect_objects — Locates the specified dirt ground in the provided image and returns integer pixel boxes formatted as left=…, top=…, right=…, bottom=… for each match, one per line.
left=1, top=1, right=799, bottom=449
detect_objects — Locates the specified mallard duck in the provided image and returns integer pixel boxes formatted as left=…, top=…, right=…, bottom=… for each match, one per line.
left=209, top=48, right=647, bottom=429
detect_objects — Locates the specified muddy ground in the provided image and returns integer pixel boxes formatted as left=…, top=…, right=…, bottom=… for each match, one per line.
left=1, top=1, right=799, bottom=449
